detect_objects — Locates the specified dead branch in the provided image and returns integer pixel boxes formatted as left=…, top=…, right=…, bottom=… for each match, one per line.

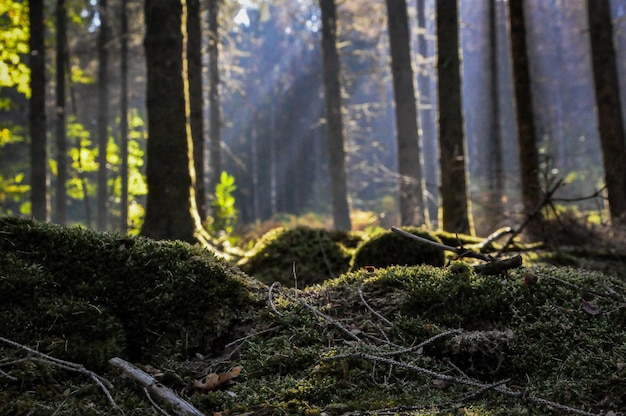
left=391, top=226, right=492, bottom=262
left=390, top=227, right=522, bottom=275
left=0, top=336, right=121, bottom=413
left=109, top=357, right=204, bottom=416
left=324, top=352, right=605, bottom=416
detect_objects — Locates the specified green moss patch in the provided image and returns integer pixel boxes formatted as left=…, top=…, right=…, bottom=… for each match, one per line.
left=2, top=216, right=625, bottom=415
left=0, top=216, right=263, bottom=368
left=237, top=226, right=355, bottom=287
left=350, top=227, right=445, bottom=271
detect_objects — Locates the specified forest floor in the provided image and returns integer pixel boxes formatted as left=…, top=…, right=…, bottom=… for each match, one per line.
left=1, top=215, right=625, bottom=416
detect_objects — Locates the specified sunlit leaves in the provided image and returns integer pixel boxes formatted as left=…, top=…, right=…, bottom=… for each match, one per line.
left=0, top=127, right=25, bottom=146
left=0, top=172, right=29, bottom=215
left=0, top=0, right=31, bottom=97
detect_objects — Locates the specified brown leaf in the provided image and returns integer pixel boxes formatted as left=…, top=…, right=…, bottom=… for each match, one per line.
left=191, top=366, right=243, bottom=394
left=582, top=299, right=600, bottom=315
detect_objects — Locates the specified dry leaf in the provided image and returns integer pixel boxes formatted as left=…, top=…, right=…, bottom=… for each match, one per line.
left=191, top=366, right=243, bottom=394
left=582, top=300, right=600, bottom=315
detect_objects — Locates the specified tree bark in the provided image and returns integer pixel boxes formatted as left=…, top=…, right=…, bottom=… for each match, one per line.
left=385, top=0, right=428, bottom=226
left=486, top=0, right=504, bottom=228
left=142, top=0, right=196, bottom=242
left=119, top=0, right=129, bottom=232
left=29, top=0, right=48, bottom=221
left=416, top=0, right=438, bottom=223
left=508, top=0, right=542, bottom=234
left=96, top=0, right=110, bottom=230
left=587, top=0, right=626, bottom=222
left=436, top=0, right=473, bottom=235
left=188, top=0, right=206, bottom=221
left=319, top=0, right=352, bottom=231
left=207, top=0, right=222, bottom=200
left=55, top=0, right=67, bottom=225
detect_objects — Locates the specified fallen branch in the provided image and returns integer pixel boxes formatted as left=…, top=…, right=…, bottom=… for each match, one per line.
left=0, top=336, right=121, bottom=413
left=390, top=227, right=522, bottom=275
left=109, top=357, right=204, bottom=416
left=324, top=352, right=605, bottom=416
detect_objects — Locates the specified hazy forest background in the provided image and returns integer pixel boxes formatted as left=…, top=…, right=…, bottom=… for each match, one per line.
left=2, top=0, right=626, bottom=244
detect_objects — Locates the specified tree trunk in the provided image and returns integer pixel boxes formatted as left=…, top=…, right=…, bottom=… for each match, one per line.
left=319, top=0, right=352, bottom=231
left=55, top=0, right=67, bottom=225
left=142, top=0, right=196, bottom=242
left=508, top=0, right=542, bottom=233
left=119, top=0, right=129, bottom=233
left=96, top=0, right=109, bottom=230
left=207, top=0, right=222, bottom=200
left=436, top=0, right=473, bottom=235
left=416, top=0, right=438, bottom=224
left=188, top=0, right=206, bottom=221
left=29, top=0, right=48, bottom=221
left=587, top=0, right=626, bottom=222
left=486, top=0, right=504, bottom=229
left=385, top=0, right=428, bottom=227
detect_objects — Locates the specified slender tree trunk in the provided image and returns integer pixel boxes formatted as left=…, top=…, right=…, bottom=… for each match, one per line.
left=416, top=0, right=438, bottom=223
left=508, top=0, right=542, bottom=233
left=207, top=0, right=222, bottom=199
left=142, top=0, right=204, bottom=243
left=319, top=0, right=352, bottom=231
left=486, top=0, right=504, bottom=228
left=436, top=0, right=472, bottom=235
left=55, top=0, right=67, bottom=225
left=96, top=0, right=110, bottom=230
left=188, top=0, right=206, bottom=220
left=119, top=0, right=129, bottom=233
left=385, top=0, right=428, bottom=226
left=587, top=0, right=626, bottom=222
left=29, top=0, right=48, bottom=221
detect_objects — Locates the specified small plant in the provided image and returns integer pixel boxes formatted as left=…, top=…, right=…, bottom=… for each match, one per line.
left=210, top=171, right=238, bottom=236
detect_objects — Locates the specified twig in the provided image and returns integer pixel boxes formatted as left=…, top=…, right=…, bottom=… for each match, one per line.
left=109, top=357, right=203, bottom=416
left=358, top=287, right=392, bottom=326
left=378, top=329, right=464, bottom=357
left=143, top=386, right=170, bottom=416
left=0, top=336, right=121, bottom=413
left=268, top=282, right=283, bottom=316
left=390, top=227, right=522, bottom=274
left=285, top=292, right=362, bottom=342
left=479, top=227, right=514, bottom=252
left=391, top=227, right=492, bottom=262
left=324, top=352, right=605, bottom=416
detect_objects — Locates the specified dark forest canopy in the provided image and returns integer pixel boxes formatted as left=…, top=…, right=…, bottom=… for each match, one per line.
left=2, top=0, right=626, bottom=239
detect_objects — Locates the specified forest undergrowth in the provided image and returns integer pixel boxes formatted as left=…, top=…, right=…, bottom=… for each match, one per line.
left=1, top=215, right=625, bottom=415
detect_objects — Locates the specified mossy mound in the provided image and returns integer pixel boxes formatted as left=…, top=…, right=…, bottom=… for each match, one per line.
left=433, top=229, right=483, bottom=247
left=2, top=215, right=625, bottom=415
left=237, top=226, right=355, bottom=287
left=350, top=227, right=445, bottom=271
left=0, top=216, right=263, bottom=370
left=182, top=264, right=624, bottom=415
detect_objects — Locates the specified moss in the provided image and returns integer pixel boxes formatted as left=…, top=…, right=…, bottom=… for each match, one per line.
left=349, top=227, right=445, bottom=271
left=433, top=229, right=484, bottom=247
left=237, top=226, right=354, bottom=287
left=2, top=215, right=626, bottom=415
left=0, top=215, right=264, bottom=368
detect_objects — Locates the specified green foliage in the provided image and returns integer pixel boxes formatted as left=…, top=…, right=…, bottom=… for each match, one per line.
left=0, top=0, right=30, bottom=97
left=210, top=171, right=238, bottom=236
left=350, top=227, right=445, bottom=271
